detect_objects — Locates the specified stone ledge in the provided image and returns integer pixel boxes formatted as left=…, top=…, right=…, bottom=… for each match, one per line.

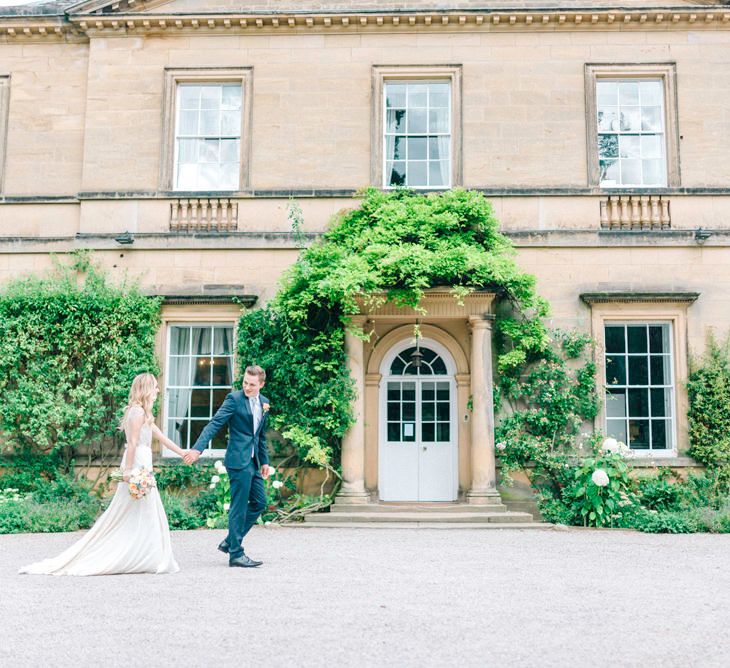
left=580, top=291, right=700, bottom=305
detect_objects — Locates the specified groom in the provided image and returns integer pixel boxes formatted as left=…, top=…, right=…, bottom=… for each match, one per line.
left=184, top=365, right=271, bottom=568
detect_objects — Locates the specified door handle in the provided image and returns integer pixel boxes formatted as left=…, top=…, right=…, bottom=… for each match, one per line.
left=422, top=446, right=427, bottom=451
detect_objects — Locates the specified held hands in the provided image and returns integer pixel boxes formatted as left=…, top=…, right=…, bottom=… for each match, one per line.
left=261, top=464, right=272, bottom=480
left=183, top=450, right=201, bottom=465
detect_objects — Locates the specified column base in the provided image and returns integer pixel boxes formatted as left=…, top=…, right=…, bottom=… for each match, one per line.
left=334, top=488, right=371, bottom=505
left=467, top=489, right=505, bottom=507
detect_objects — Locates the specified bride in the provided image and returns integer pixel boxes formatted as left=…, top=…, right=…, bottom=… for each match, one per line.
left=20, top=373, right=186, bottom=576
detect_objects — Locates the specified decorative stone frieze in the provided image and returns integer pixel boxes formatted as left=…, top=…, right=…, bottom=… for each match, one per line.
left=599, top=195, right=671, bottom=230
left=169, top=198, right=238, bottom=232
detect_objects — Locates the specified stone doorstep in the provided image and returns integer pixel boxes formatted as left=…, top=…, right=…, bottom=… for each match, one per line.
left=305, top=511, right=535, bottom=524
left=299, top=521, right=552, bottom=530
left=330, top=503, right=509, bottom=514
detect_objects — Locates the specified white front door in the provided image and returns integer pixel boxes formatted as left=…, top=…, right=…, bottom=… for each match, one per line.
left=379, top=342, right=457, bottom=502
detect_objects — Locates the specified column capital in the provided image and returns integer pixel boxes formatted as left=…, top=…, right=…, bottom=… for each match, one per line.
left=346, top=314, right=368, bottom=330
left=468, top=314, right=495, bottom=329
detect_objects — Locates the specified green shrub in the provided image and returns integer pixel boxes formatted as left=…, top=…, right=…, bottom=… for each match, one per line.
left=0, top=497, right=103, bottom=534
left=632, top=508, right=701, bottom=534
left=155, top=462, right=217, bottom=492
left=0, top=252, right=160, bottom=471
left=637, top=469, right=681, bottom=512
left=159, top=490, right=205, bottom=530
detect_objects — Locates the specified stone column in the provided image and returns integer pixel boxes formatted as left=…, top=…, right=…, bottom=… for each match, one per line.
left=467, top=315, right=502, bottom=506
left=336, top=316, right=370, bottom=505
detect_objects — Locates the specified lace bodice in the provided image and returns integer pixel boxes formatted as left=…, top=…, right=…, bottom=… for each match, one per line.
left=122, top=406, right=154, bottom=469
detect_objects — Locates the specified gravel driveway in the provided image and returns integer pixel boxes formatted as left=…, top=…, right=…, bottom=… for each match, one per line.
left=1, top=526, right=728, bottom=668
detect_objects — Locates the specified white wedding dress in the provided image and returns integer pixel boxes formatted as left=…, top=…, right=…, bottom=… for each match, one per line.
left=19, top=407, right=180, bottom=576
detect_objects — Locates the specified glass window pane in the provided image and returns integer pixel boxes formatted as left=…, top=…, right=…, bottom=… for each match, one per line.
left=167, top=389, right=190, bottom=418
left=428, top=108, right=449, bottom=133
left=388, top=423, right=400, bottom=441
left=650, top=388, right=669, bottom=417
left=429, top=83, right=450, bottom=107
left=628, top=388, right=649, bottom=417
left=641, top=135, right=662, bottom=160
left=168, top=419, right=188, bottom=448
left=651, top=420, right=670, bottom=450
left=402, top=423, right=416, bottom=442
left=650, top=355, right=669, bottom=386
left=220, top=139, right=239, bottom=163
left=407, top=109, right=427, bottom=134
left=211, top=357, right=233, bottom=386
left=408, top=137, right=427, bottom=160
left=599, top=135, right=618, bottom=159
left=390, top=357, right=405, bottom=375
left=436, top=423, right=450, bottom=442
left=436, top=384, right=449, bottom=401
left=606, top=419, right=627, bottom=445
left=190, top=389, right=212, bottom=417
left=210, top=424, right=229, bottom=450
left=640, top=81, right=662, bottom=105
left=387, top=161, right=406, bottom=187
left=221, top=84, right=241, bottom=110
left=178, top=85, right=200, bottom=110
left=596, top=81, right=618, bottom=106
left=176, top=164, right=197, bottom=190
left=605, top=326, right=626, bottom=353
left=629, top=419, right=650, bottom=449
left=407, top=161, right=427, bottom=187
left=407, top=84, right=428, bottom=107
left=387, top=383, right=400, bottom=401
left=605, top=389, right=627, bottom=418
left=600, top=159, right=619, bottom=186
left=620, top=108, right=640, bottom=132
left=627, top=326, right=648, bottom=353
left=431, top=357, right=447, bottom=375
left=642, top=159, right=664, bottom=186
left=619, top=135, right=640, bottom=159
left=403, top=402, right=415, bottom=421
left=621, top=159, right=641, bottom=184
left=422, top=403, right=434, bottom=421
left=168, top=357, right=191, bottom=387
left=402, top=383, right=416, bottom=401
left=192, top=328, right=212, bottom=355
left=436, top=402, right=449, bottom=421
left=598, top=108, right=619, bottom=132
left=619, top=81, right=640, bottom=105
left=213, top=327, right=233, bottom=355
left=221, top=111, right=241, bottom=136
left=170, top=326, right=191, bottom=355
left=388, top=402, right=401, bottom=421
left=213, top=389, right=229, bottom=411
left=641, top=106, right=663, bottom=132
left=200, top=85, right=221, bottom=109
left=429, top=161, right=448, bottom=187
left=628, top=356, right=649, bottom=385
left=605, top=355, right=626, bottom=386
left=200, top=110, right=220, bottom=136
left=199, top=139, right=219, bottom=163
left=385, top=84, right=407, bottom=108
left=649, top=325, right=666, bottom=353
left=189, top=420, right=208, bottom=448
left=422, top=422, right=435, bottom=442
left=192, top=358, right=211, bottom=386
left=219, top=163, right=239, bottom=190
left=386, top=109, right=407, bottom=134
left=422, top=385, right=435, bottom=401
left=178, top=110, right=199, bottom=136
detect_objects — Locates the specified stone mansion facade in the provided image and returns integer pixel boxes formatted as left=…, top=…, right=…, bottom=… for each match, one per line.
left=1, top=0, right=729, bottom=506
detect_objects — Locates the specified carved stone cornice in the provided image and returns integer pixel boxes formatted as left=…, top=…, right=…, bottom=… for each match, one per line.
left=3, top=7, right=730, bottom=41
left=580, top=292, right=700, bottom=305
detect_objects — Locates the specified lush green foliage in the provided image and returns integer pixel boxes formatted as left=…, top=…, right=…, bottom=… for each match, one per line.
left=0, top=252, right=161, bottom=471
left=687, top=335, right=730, bottom=485
left=236, top=189, right=551, bottom=497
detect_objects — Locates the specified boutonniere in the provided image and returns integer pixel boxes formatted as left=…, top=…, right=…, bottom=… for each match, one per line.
left=262, top=403, right=270, bottom=414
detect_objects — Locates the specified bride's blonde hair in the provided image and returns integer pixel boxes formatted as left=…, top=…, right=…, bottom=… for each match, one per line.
left=119, top=373, right=157, bottom=430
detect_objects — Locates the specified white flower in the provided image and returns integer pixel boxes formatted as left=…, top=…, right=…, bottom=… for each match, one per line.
left=268, top=466, right=277, bottom=475
left=214, top=460, right=225, bottom=473
left=209, top=482, right=216, bottom=489
left=602, top=437, right=619, bottom=454
left=272, top=480, right=284, bottom=489
left=211, top=475, right=220, bottom=484
left=591, top=469, right=610, bottom=487
left=223, top=502, right=230, bottom=511
left=495, top=441, right=506, bottom=451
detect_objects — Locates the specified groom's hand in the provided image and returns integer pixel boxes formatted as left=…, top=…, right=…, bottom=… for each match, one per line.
left=261, top=464, right=271, bottom=479
left=183, top=450, right=201, bottom=465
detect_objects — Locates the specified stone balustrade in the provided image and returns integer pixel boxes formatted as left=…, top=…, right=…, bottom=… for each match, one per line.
left=599, top=194, right=671, bottom=230
left=169, top=198, right=238, bottom=232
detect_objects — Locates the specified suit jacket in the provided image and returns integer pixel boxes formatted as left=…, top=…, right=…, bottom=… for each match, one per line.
left=191, top=390, right=269, bottom=470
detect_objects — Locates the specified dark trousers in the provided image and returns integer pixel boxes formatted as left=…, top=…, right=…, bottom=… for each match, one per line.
left=226, top=459, right=267, bottom=560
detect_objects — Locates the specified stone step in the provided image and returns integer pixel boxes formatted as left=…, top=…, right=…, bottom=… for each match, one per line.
left=300, top=521, right=552, bottom=530
left=330, top=503, right=509, bottom=514
left=306, top=511, right=535, bottom=524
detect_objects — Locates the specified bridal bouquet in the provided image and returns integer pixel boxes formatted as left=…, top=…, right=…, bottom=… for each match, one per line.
left=110, top=467, right=156, bottom=500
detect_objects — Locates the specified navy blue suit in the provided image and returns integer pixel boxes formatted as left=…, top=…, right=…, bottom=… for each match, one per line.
left=192, top=390, right=269, bottom=559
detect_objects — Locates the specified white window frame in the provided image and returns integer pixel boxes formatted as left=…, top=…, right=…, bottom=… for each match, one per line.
left=603, top=321, right=677, bottom=456
left=0, top=75, right=10, bottom=193
left=162, top=321, right=237, bottom=458
left=160, top=67, right=253, bottom=193
left=371, top=65, right=462, bottom=190
left=585, top=63, right=680, bottom=190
